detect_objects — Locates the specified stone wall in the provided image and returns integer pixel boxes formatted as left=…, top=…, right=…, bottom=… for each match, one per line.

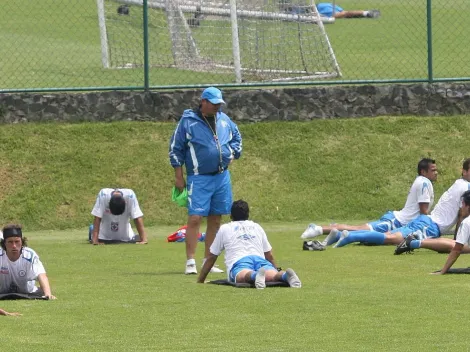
left=1, top=83, right=470, bottom=123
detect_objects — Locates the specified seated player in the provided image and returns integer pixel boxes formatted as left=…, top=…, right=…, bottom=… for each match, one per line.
left=197, top=200, right=302, bottom=289
left=90, top=188, right=148, bottom=245
left=0, top=224, right=56, bottom=300
left=302, top=158, right=437, bottom=248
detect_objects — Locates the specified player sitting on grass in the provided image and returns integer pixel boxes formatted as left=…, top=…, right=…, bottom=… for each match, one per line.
left=0, top=224, right=56, bottom=300
left=335, top=159, right=470, bottom=249
left=302, top=158, right=437, bottom=249
left=197, top=200, right=301, bottom=289
left=90, top=188, right=148, bottom=245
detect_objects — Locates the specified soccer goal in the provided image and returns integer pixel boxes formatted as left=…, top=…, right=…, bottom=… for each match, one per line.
left=97, top=0, right=341, bottom=82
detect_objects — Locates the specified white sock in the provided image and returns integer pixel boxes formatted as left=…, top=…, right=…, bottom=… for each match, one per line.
left=363, top=11, right=369, bottom=17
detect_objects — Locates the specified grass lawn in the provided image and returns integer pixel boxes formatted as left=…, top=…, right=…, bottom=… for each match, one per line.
left=2, top=224, right=470, bottom=351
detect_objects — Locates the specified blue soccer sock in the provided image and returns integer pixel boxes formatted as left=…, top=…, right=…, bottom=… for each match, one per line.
left=336, top=230, right=386, bottom=247
left=410, top=240, right=421, bottom=250
left=250, top=272, right=257, bottom=282
left=281, top=272, right=288, bottom=282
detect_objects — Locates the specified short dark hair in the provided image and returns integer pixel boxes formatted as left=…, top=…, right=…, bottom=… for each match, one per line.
left=109, top=192, right=126, bottom=215
left=462, top=190, right=470, bottom=207
left=231, top=200, right=250, bottom=221
left=463, top=158, right=470, bottom=171
left=417, top=158, right=435, bottom=175
left=1, top=224, right=27, bottom=250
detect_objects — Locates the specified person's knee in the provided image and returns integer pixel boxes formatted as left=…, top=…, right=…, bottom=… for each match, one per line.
left=187, top=215, right=203, bottom=228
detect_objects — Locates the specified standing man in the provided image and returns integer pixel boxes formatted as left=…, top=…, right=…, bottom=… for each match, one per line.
left=0, top=224, right=56, bottom=300
left=169, top=87, right=243, bottom=275
left=90, top=188, right=148, bottom=245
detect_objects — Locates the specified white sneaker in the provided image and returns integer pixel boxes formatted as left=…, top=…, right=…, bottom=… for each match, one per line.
left=333, top=230, right=349, bottom=248
left=321, top=228, right=341, bottom=246
left=285, top=268, right=301, bottom=288
left=255, top=268, right=266, bottom=289
left=300, top=223, right=323, bottom=239
left=202, top=258, right=224, bottom=273
left=185, top=259, right=198, bottom=275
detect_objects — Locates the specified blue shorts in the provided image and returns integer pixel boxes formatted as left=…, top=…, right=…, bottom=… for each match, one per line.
left=187, top=170, right=232, bottom=216
left=229, top=255, right=276, bottom=283
left=390, top=214, right=440, bottom=240
left=368, top=211, right=403, bottom=233
left=316, top=3, right=343, bottom=17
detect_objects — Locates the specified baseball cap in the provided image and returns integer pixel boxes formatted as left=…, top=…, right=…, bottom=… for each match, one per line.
left=201, top=87, right=225, bottom=105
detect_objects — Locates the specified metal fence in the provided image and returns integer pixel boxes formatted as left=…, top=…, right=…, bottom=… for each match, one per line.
left=1, top=0, right=469, bottom=93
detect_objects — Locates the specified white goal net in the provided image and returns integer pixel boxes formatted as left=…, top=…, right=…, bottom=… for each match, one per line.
left=97, top=0, right=341, bottom=82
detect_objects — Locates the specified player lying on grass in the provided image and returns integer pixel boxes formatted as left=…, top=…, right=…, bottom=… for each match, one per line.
left=0, top=224, right=56, bottom=300
left=90, top=188, right=148, bottom=245
left=302, top=158, right=437, bottom=249
left=197, top=200, right=302, bottom=289
left=432, top=190, right=470, bottom=274
left=333, top=159, right=470, bottom=249
left=279, top=1, right=380, bottom=19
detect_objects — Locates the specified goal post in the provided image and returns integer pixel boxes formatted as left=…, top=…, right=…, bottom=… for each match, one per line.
left=97, top=0, right=341, bottom=82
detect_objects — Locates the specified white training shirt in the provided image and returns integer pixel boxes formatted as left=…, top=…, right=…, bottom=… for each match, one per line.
left=210, top=220, right=273, bottom=280
left=0, top=247, right=46, bottom=294
left=430, top=178, right=470, bottom=234
left=393, top=176, right=434, bottom=225
left=91, top=188, right=144, bottom=241
left=455, top=215, right=470, bottom=246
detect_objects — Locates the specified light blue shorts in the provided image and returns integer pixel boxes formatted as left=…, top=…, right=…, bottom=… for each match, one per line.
left=390, top=214, right=440, bottom=240
left=316, top=3, right=343, bottom=17
left=229, top=255, right=276, bottom=283
left=187, top=170, right=232, bottom=216
left=368, top=211, right=403, bottom=233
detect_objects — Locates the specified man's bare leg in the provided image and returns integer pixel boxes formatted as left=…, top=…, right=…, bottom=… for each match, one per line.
left=186, top=215, right=202, bottom=260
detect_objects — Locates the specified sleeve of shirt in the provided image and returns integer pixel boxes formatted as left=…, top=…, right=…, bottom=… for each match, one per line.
left=209, top=226, right=226, bottom=256
left=128, top=191, right=144, bottom=219
left=455, top=220, right=470, bottom=245
left=91, top=190, right=105, bottom=218
left=417, top=180, right=432, bottom=203
left=228, top=119, right=242, bottom=159
left=25, top=252, right=46, bottom=280
left=259, top=225, right=272, bottom=252
left=169, top=119, right=187, bottom=168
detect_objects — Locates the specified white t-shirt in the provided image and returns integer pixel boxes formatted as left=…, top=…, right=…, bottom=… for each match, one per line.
left=430, top=179, right=470, bottom=234
left=210, top=220, right=272, bottom=280
left=91, top=188, right=144, bottom=241
left=394, top=176, right=434, bottom=225
left=0, top=247, right=46, bottom=294
left=455, top=216, right=470, bottom=246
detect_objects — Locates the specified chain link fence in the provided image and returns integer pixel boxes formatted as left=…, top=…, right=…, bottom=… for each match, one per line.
left=1, top=0, right=469, bottom=92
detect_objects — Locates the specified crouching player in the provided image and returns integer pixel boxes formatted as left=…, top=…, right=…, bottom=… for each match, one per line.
left=197, top=200, right=302, bottom=289
left=0, top=224, right=56, bottom=300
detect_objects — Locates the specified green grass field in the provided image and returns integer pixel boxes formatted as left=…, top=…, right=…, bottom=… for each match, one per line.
left=3, top=225, right=470, bottom=351
left=0, top=0, right=469, bottom=90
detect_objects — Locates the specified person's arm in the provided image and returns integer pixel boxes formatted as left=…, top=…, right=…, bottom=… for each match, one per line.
left=454, top=208, right=465, bottom=240
left=37, top=273, right=56, bottom=300
left=197, top=253, right=218, bottom=283
left=418, top=202, right=430, bottom=215
left=264, top=250, right=278, bottom=269
left=92, top=216, right=103, bottom=245
left=133, top=217, right=148, bottom=244
left=434, top=242, right=463, bottom=274
left=228, top=119, right=242, bottom=159
left=0, top=308, right=21, bottom=316
left=174, top=166, right=186, bottom=192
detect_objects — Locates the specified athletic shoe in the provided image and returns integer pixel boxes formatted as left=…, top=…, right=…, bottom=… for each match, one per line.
left=185, top=259, right=198, bottom=275
left=333, top=230, right=349, bottom=248
left=366, top=9, right=381, bottom=18
left=321, top=228, right=341, bottom=246
left=285, top=268, right=302, bottom=288
left=394, top=234, right=417, bottom=255
left=303, top=240, right=326, bottom=251
left=300, top=223, right=323, bottom=239
left=255, top=267, right=266, bottom=289
left=202, top=258, right=224, bottom=273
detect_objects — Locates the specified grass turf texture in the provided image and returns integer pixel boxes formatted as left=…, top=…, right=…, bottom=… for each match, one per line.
left=2, top=225, right=470, bottom=351
left=0, top=0, right=469, bottom=89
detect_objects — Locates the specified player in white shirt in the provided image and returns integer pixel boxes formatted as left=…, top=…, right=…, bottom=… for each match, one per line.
left=302, top=158, right=438, bottom=249
left=197, top=200, right=301, bottom=289
left=90, top=188, right=148, bottom=245
left=432, top=190, right=470, bottom=274
left=0, top=224, right=56, bottom=300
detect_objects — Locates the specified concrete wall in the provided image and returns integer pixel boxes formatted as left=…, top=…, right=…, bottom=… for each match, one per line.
left=1, top=83, right=470, bottom=123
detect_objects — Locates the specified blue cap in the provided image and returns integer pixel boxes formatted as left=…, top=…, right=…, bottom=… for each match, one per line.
left=201, top=87, right=225, bottom=104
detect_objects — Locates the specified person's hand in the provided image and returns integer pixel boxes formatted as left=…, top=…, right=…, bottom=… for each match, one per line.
left=43, top=295, right=57, bottom=300
left=175, top=178, right=186, bottom=192
left=136, top=240, right=148, bottom=245
left=0, top=309, right=22, bottom=316
left=430, top=271, right=445, bottom=275
left=92, top=241, right=104, bottom=246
